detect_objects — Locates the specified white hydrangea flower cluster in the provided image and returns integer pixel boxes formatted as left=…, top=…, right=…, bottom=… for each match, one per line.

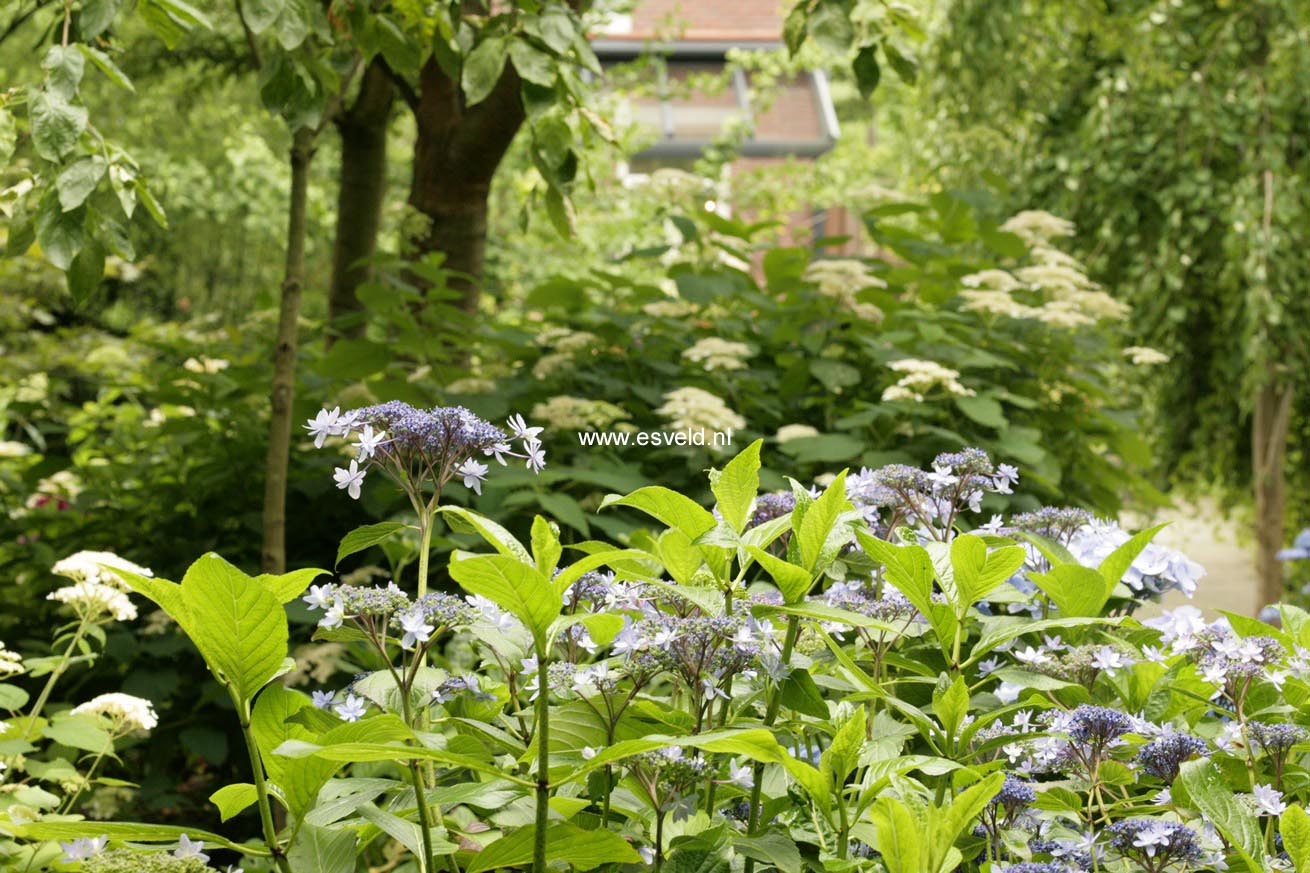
left=0, top=441, right=33, bottom=458
left=0, top=642, right=24, bottom=678
left=533, top=328, right=600, bottom=380
left=182, top=356, right=229, bottom=374
left=641, top=298, right=697, bottom=319
left=775, top=424, right=820, bottom=444
left=51, top=551, right=153, bottom=590
left=681, top=337, right=753, bottom=372
left=960, top=210, right=1129, bottom=328
left=881, top=359, right=975, bottom=403
left=1123, top=346, right=1170, bottom=365
left=655, top=387, right=747, bottom=439
left=48, top=581, right=138, bottom=622
left=529, top=396, right=630, bottom=431
left=72, top=692, right=159, bottom=734
left=46, top=550, right=149, bottom=623
left=802, top=259, right=885, bottom=322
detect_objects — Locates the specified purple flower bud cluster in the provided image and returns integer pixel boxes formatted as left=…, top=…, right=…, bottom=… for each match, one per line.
left=1105, top=819, right=1203, bottom=866
left=1248, top=721, right=1309, bottom=757
left=992, top=775, right=1038, bottom=812
left=1009, top=507, right=1095, bottom=543
left=1000, top=864, right=1070, bottom=873
left=1134, top=732, right=1206, bottom=782
left=302, top=582, right=470, bottom=639
left=431, top=674, right=494, bottom=705
left=305, top=403, right=545, bottom=501
left=748, top=492, right=798, bottom=530
left=822, top=581, right=917, bottom=623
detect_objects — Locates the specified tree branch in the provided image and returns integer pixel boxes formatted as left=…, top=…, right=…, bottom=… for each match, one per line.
left=382, top=60, right=421, bottom=114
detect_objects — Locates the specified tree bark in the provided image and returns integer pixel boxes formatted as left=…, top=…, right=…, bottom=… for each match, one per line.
left=327, top=58, right=394, bottom=346
left=1253, top=379, right=1294, bottom=610
left=261, top=127, right=317, bottom=573
left=405, top=56, right=527, bottom=314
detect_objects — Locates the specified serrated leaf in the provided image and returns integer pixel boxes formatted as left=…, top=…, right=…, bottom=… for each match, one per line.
left=285, top=822, right=358, bottom=873
left=448, top=553, right=557, bottom=639
left=466, top=823, right=641, bottom=872
left=57, top=156, right=107, bottom=212
left=710, top=438, right=762, bottom=534
left=1176, top=759, right=1266, bottom=871
left=462, top=36, right=508, bottom=105
left=336, top=521, right=409, bottom=568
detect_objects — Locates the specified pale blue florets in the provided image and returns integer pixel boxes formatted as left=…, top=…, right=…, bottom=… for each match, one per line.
left=305, top=404, right=545, bottom=500
left=1105, top=819, right=1203, bottom=866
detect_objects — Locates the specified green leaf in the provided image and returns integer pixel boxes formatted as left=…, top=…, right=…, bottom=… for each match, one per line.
left=600, top=486, right=718, bottom=541
left=254, top=567, right=329, bottom=604
left=28, top=91, right=88, bottom=161
left=67, top=238, right=104, bottom=304
left=76, top=45, right=135, bottom=92
left=510, top=38, right=557, bottom=86
left=18, top=822, right=249, bottom=854
left=951, top=535, right=1025, bottom=606
left=779, top=667, right=829, bottom=719
left=807, top=0, right=854, bottom=53
left=181, top=553, right=288, bottom=703
left=466, top=823, right=641, bottom=873
left=42, top=46, right=85, bottom=101
left=821, top=707, right=867, bottom=787
left=852, top=44, right=881, bottom=98
left=336, top=521, right=410, bottom=568
left=42, top=713, right=111, bottom=753
left=35, top=193, right=85, bottom=270
left=439, top=506, right=532, bottom=564
left=531, top=515, right=562, bottom=577
left=0, top=108, right=15, bottom=163
left=1027, top=563, right=1114, bottom=618
left=745, top=546, right=812, bottom=604
left=448, top=554, right=558, bottom=639
left=462, top=36, right=509, bottom=105
left=209, top=783, right=257, bottom=822
left=931, top=674, right=970, bottom=740
left=710, top=438, right=762, bottom=534
left=1176, top=759, right=1266, bottom=871
left=733, top=831, right=801, bottom=873
left=868, top=797, right=923, bottom=873
left=286, top=823, right=358, bottom=873
left=668, top=849, right=731, bottom=873
left=80, top=0, right=125, bottom=38
left=1097, top=522, right=1169, bottom=592
left=796, top=470, right=849, bottom=574
left=1282, top=805, right=1310, bottom=873
left=954, top=395, right=1007, bottom=429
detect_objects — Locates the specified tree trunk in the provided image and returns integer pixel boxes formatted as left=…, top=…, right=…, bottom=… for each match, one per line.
left=405, top=56, right=526, bottom=315
left=1253, top=379, right=1294, bottom=610
left=327, top=58, right=393, bottom=346
left=261, top=127, right=317, bottom=573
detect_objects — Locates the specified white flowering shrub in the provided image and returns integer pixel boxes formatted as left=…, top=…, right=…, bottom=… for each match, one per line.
left=6, top=434, right=1310, bottom=873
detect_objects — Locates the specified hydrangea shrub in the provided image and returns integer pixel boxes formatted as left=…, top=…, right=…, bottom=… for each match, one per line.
left=3, top=425, right=1309, bottom=873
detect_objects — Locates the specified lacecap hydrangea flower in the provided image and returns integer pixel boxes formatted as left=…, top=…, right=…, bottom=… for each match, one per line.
left=72, top=693, right=158, bottom=735
left=304, top=403, right=545, bottom=500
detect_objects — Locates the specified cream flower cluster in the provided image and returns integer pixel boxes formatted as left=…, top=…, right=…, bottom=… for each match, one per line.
left=72, top=693, right=158, bottom=735
left=682, top=338, right=753, bottom=372
left=533, top=328, right=600, bottom=379
left=960, top=214, right=1128, bottom=328
left=52, top=551, right=152, bottom=590
left=1123, top=346, right=1170, bottom=365
left=641, top=299, right=697, bottom=319
left=656, top=387, right=747, bottom=438
left=881, top=359, right=975, bottom=403
left=775, top=424, right=820, bottom=444
left=0, top=642, right=24, bottom=678
left=530, top=396, right=631, bottom=431
left=0, top=441, right=33, bottom=458
left=48, top=581, right=137, bottom=622
left=182, top=356, right=229, bottom=374
left=802, top=259, right=885, bottom=322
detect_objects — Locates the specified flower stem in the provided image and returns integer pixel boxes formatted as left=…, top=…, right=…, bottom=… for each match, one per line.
left=236, top=694, right=292, bottom=873
left=743, top=615, right=800, bottom=873
left=533, top=642, right=550, bottom=873
left=21, top=616, right=90, bottom=740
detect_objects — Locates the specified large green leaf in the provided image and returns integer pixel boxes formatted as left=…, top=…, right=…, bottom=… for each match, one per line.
left=209, top=783, right=257, bottom=822
left=254, top=567, right=329, bottom=604
left=448, top=553, right=559, bottom=639
left=1282, top=805, right=1310, bottom=873
left=1176, top=759, right=1266, bottom=872
left=181, top=554, right=288, bottom=703
left=868, top=797, right=923, bottom=873
left=599, top=486, right=718, bottom=541
left=795, top=470, right=849, bottom=573
left=950, top=535, right=1026, bottom=606
left=286, top=822, right=358, bottom=873
left=745, top=546, right=812, bottom=604
left=710, top=439, right=762, bottom=534
left=19, top=822, right=253, bottom=855
left=1027, top=563, right=1113, bottom=618
left=466, top=823, right=641, bottom=872
left=440, top=506, right=532, bottom=564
